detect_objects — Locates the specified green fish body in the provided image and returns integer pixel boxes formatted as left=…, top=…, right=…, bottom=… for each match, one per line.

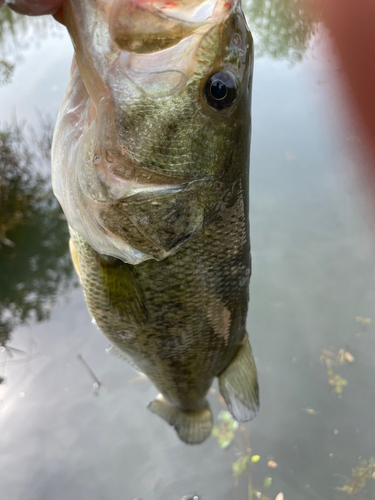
left=53, top=0, right=258, bottom=443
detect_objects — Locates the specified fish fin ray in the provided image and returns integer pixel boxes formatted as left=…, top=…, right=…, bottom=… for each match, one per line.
left=99, top=258, right=149, bottom=324
left=148, top=394, right=213, bottom=445
left=107, top=344, right=144, bottom=374
left=69, top=237, right=81, bottom=281
left=218, top=334, right=259, bottom=421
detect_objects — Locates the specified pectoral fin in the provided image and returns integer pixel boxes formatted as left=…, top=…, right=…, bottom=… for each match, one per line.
left=106, top=344, right=144, bottom=374
left=148, top=394, right=213, bottom=445
left=218, top=335, right=259, bottom=421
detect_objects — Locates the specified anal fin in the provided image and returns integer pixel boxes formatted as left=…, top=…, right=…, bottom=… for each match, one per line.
left=148, top=394, right=213, bottom=445
left=218, top=335, right=259, bottom=422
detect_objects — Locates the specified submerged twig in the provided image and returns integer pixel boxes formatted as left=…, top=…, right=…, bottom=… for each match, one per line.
left=168, top=486, right=179, bottom=500
left=77, top=354, right=101, bottom=394
left=338, top=458, right=375, bottom=500
left=209, top=387, right=227, bottom=408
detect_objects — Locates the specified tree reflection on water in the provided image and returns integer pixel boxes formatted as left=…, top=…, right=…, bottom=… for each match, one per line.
left=0, top=119, right=75, bottom=347
left=0, top=5, right=64, bottom=85
left=0, top=0, right=322, bottom=76
left=243, top=0, right=321, bottom=62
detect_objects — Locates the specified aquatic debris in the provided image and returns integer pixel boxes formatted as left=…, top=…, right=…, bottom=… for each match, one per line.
left=233, top=454, right=252, bottom=478
left=267, top=460, right=278, bottom=468
left=232, top=455, right=260, bottom=478
left=327, top=369, right=348, bottom=394
left=275, top=493, right=284, bottom=500
left=355, top=316, right=371, bottom=337
left=77, top=354, right=101, bottom=394
left=1, top=345, right=27, bottom=358
left=320, top=348, right=354, bottom=395
left=355, top=316, right=371, bottom=325
left=253, top=492, right=270, bottom=500
left=320, top=348, right=355, bottom=368
left=212, top=409, right=278, bottom=500
left=343, top=351, right=355, bottom=363
left=212, top=410, right=239, bottom=449
left=264, top=477, right=273, bottom=487
left=303, top=408, right=318, bottom=415
left=209, top=387, right=227, bottom=408
left=338, top=457, right=375, bottom=500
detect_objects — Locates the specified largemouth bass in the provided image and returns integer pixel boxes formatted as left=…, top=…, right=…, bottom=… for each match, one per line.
left=52, top=0, right=258, bottom=444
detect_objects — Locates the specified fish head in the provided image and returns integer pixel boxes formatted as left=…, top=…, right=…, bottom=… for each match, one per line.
left=52, top=0, right=253, bottom=263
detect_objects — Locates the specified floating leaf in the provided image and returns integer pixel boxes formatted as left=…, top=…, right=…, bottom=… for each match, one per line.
left=322, top=348, right=354, bottom=368
left=320, top=349, right=337, bottom=368
left=267, top=460, right=278, bottom=468
left=275, top=493, right=284, bottom=500
left=219, top=411, right=238, bottom=430
left=218, top=435, right=233, bottom=449
left=303, top=408, right=318, bottom=415
left=232, top=455, right=251, bottom=478
left=254, top=492, right=271, bottom=500
left=338, top=349, right=355, bottom=365
left=339, top=458, right=375, bottom=497
left=344, top=351, right=354, bottom=363
left=264, top=477, right=273, bottom=488
left=219, top=411, right=233, bottom=423
left=251, top=455, right=261, bottom=463
left=328, top=369, right=348, bottom=394
left=230, top=421, right=239, bottom=431
left=355, top=316, right=371, bottom=325
left=211, top=426, right=219, bottom=437
left=212, top=411, right=238, bottom=448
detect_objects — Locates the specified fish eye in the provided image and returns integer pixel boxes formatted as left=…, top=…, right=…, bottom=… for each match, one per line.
left=204, top=71, right=237, bottom=111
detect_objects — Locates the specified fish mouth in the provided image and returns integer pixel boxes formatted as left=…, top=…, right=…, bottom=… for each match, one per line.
left=109, top=0, right=236, bottom=54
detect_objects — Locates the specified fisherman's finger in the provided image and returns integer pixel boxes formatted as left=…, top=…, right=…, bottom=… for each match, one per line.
left=2, top=0, right=65, bottom=16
